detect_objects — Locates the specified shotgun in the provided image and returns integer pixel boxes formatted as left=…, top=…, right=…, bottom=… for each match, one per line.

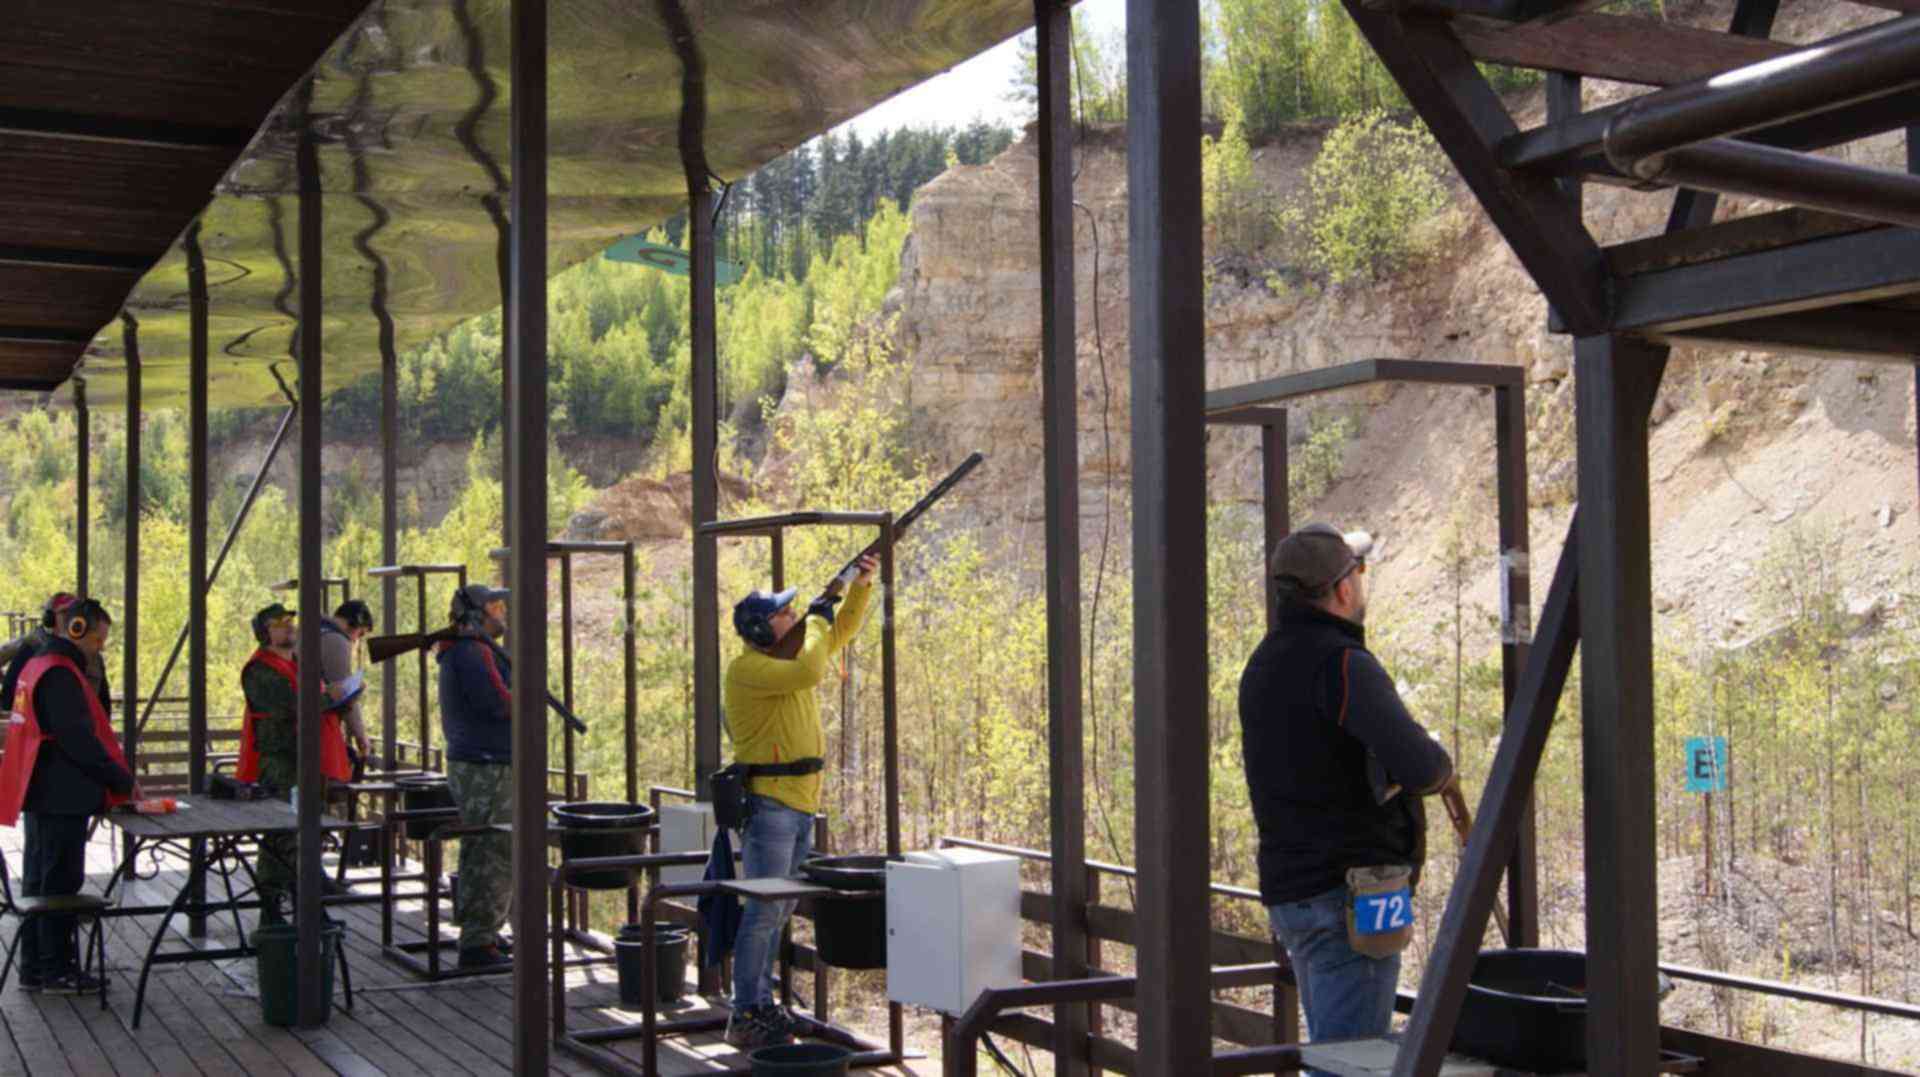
left=770, top=451, right=986, bottom=660
left=363, top=627, right=589, bottom=735
left=1440, top=783, right=1512, bottom=946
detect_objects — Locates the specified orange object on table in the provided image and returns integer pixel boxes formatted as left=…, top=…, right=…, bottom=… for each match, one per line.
left=132, top=798, right=178, bottom=815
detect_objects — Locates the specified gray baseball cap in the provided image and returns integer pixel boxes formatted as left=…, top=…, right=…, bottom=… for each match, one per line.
left=1270, top=523, right=1376, bottom=591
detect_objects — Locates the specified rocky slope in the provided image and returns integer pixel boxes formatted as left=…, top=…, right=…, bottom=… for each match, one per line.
left=887, top=0, right=1919, bottom=647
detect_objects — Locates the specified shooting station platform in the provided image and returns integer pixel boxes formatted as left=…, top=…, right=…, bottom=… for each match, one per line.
left=0, top=825, right=932, bottom=1076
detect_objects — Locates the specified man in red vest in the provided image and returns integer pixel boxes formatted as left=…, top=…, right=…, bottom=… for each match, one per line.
left=0, top=598, right=135, bottom=994
left=239, top=603, right=350, bottom=921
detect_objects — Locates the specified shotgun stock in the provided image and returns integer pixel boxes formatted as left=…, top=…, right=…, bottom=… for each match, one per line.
left=364, top=626, right=588, bottom=735
left=769, top=451, right=985, bottom=660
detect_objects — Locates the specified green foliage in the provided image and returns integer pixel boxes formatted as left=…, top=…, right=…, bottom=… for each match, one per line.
left=1278, top=110, right=1454, bottom=285
left=1009, top=21, right=1127, bottom=124
left=1201, top=99, right=1274, bottom=255
left=1212, top=0, right=1405, bottom=136
left=1289, top=411, right=1354, bottom=511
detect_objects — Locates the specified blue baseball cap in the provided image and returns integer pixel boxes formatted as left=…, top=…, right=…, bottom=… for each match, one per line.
left=733, top=587, right=798, bottom=641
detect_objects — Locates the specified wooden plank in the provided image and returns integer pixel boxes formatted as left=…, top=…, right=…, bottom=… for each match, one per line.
left=1453, top=11, right=1790, bottom=86
left=0, top=985, right=78, bottom=1077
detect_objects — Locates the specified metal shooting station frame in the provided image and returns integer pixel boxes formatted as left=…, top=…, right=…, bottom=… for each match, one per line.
left=554, top=508, right=911, bottom=1073
left=490, top=537, right=644, bottom=930
left=1205, top=358, right=1538, bottom=947
left=365, top=562, right=468, bottom=773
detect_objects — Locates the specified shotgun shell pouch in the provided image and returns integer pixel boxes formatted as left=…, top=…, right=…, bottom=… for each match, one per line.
left=710, top=764, right=751, bottom=830
left=1346, top=864, right=1415, bottom=959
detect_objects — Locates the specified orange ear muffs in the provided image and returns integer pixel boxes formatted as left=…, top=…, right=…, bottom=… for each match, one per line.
left=66, top=615, right=88, bottom=640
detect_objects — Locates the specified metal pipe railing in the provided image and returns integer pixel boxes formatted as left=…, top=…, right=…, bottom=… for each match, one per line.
left=1605, top=15, right=1920, bottom=171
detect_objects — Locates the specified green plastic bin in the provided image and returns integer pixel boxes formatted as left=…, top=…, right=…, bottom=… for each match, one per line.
left=252, top=922, right=342, bottom=1027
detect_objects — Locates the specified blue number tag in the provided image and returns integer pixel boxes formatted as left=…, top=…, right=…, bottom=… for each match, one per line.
left=1353, top=888, right=1413, bottom=935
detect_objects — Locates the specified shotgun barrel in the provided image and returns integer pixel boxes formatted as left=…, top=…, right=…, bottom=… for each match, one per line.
left=364, top=627, right=588, bottom=735
left=770, top=452, right=985, bottom=659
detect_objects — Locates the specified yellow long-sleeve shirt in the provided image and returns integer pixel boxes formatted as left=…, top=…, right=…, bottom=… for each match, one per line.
left=722, top=580, right=874, bottom=814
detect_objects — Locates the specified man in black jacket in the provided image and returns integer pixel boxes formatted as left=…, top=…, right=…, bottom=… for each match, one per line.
left=1238, top=524, right=1453, bottom=1059
left=436, top=583, right=514, bottom=971
left=14, top=599, right=136, bottom=994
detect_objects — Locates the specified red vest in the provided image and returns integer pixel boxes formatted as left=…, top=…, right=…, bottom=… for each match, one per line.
left=237, top=648, right=351, bottom=785
left=0, top=653, right=131, bottom=826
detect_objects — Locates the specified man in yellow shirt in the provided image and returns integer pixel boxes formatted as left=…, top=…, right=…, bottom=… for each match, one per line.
left=721, top=552, right=877, bottom=1048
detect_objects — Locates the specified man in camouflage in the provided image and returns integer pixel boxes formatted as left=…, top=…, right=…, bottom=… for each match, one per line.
left=239, top=603, right=353, bottom=919
left=436, top=583, right=515, bottom=971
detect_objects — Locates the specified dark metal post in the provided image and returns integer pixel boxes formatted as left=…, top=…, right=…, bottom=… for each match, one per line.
left=74, top=379, right=88, bottom=597
left=690, top=188, right=719, bottom=795
left=507, top=0, right=552, bottom=1066
left=623, top=542, right=639, bottom=923
left=417, top=572, right=430, bottom=759
left=1494, top=384, right=1538, bottom=948
left=1126, top=0, right=1210, bottom=1071
left=382, top=305, right=399, bottom=771
left=120, top=315, right=140, bottom=771
left=1035, top=3, right=1089, bottom=1072
left=881, top=518, right=904, bottom=1056
left=1260, top=413, right=1289, bottom=632
left=185, top=220, right=212, bottom=938
left=294, top=91, right=328, bottom=1028
left=1575, top=334, right=1663, bottom=1076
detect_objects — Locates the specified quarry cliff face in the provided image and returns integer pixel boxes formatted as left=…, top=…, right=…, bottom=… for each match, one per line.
left=884, top=0, right=1920, bottom=643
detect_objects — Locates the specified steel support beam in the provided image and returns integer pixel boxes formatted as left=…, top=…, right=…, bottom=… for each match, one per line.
left=120, top=314, right=140, bottom=770
left=0, top=106, right=252, bottom=150
left=184, top=219, right=212, bottom=939
left=1611, top=225, right=1920, bottom=333
left=1575, top=334, right=1663, bottom=1076
left=1492, top=383, right=1537, bottom=947
left=1340, top=4, right=1609, bottom=335
left=507, top=0, right=552, bottom=1067
left=74, top=379, right=88, bottom=597
left=293, top=85, right=327, bottom=1029
left=669, top=0, right=722, bottom=799
left=0, top=245, right=149, bottom=273
left=1034, top=3, right=1089, bottom=1072
left=1126, top=1, right=1210, bottom=1071
left=381, top=293, right=399, bottom=771
left=1260, top=414, right=1289, bottom=630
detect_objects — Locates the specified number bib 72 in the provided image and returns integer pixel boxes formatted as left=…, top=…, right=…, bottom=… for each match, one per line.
left=1352, top=887, right=1412, bottom=935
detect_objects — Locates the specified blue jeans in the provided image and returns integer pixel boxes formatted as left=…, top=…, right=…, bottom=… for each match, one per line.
left=1269, top=885, right=1401, bottom=1073
left=731, top=795, right=814, bottom=1009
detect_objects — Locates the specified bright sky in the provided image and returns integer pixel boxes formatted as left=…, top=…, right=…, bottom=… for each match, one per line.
left=837, top=0, right=1127, bottom=139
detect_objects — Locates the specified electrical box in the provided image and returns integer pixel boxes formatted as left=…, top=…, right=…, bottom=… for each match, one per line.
left=885, top=847, right=1021, bottom=1015
left=658, top=802, right=716, bottom=885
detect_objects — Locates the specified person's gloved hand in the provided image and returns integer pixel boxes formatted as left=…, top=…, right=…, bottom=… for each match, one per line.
left=807, top=594, right=844, bottom=624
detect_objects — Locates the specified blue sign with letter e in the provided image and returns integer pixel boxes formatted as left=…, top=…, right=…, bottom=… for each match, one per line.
left=1353, top=888, right=1413, bottom=936
left=1684, top=736, right=1727, bottom=793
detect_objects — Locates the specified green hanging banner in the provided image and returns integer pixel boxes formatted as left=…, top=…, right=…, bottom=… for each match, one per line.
left=603, top=237, right=744, bottom=285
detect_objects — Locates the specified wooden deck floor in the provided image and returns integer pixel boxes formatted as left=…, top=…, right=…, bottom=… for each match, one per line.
left=0, top=824, right=934, bottom=1076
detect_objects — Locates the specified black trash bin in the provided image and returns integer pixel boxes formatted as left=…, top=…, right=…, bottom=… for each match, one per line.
left=615, top=922, right=690, bottom=1007
left=1452, top=949, right=1673, bottom=1073
left=397, top=775, right=455, bottom=839
left=749, top=1042, right=852, bottom=1076
left=253, top=921, right=342, bottom=1027
left=552, top=802, right=656, bottom=890
left=798, top=855, right=894, bottom=970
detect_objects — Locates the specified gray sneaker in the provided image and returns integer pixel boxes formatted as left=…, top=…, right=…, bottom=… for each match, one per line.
left=723, top=1005, right=793, bottom=1049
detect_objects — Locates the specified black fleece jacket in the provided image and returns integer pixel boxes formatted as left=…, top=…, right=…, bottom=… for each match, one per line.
left=24, top=637, right=134, bottom=815
left=1237, top=602, right=1453, bottom=905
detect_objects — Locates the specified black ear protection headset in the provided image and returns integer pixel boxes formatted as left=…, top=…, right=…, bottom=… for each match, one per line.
left=63, top=599, right=108, bottom=641
left=740, top=614, right=776, bottom=649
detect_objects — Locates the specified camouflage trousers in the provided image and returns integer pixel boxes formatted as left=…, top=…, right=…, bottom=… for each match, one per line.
left=447, top=759, right=512, bottom=951
left=252, top=748, right=300, bottom=908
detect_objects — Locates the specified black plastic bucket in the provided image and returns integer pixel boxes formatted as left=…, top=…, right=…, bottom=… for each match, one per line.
left=798, top=855, right=893, bottom=970
left=552, top=802, right=656, bottom=890
left=253, top=921, right=342, bottom=1027
left=748, top=1042, right=852, bottom=1076
left=397, top=775, right=455, bottom=839
left=1453, top=949, right=1673, bottom=1072
left=615, top=922, right=690, bottom=1007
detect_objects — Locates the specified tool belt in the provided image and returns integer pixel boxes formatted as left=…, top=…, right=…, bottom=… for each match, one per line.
left=709, top=757, right=824, bottom=830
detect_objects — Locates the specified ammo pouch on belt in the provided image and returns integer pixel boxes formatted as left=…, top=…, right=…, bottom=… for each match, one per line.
left=1345, top=864, right=1415, bottom=959
left=710, top=757, right=825, bottom=830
